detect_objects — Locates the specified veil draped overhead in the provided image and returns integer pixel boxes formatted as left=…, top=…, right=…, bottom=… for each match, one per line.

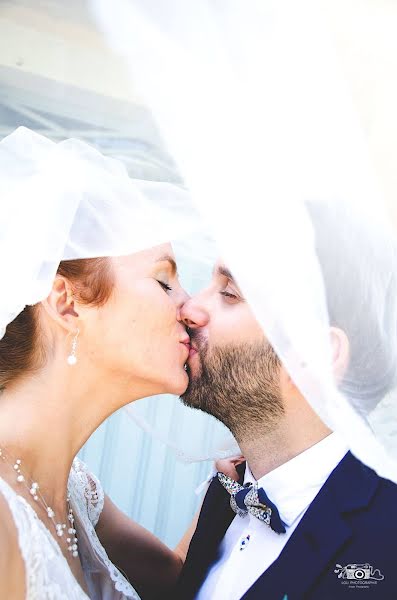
left=0, top=126, right=210, bottom=339
left=91, top=0, right=397, bottom=482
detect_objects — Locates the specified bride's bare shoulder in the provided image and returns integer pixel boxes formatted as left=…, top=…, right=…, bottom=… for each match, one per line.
left=0, top=491, right=26, bottom=599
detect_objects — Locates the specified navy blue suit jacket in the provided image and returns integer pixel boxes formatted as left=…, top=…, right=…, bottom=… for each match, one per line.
left=177, top=452, right=397, bottom=599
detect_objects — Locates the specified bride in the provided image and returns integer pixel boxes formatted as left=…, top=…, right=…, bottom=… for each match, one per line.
left=0, top=126, right=197, bottom=600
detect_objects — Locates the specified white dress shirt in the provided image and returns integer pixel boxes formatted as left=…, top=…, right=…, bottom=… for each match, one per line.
left=196, top=433, right=348, bottom=600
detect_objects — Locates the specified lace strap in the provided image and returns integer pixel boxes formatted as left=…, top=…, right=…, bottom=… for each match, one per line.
left=71, top=457, right=105, bottom=528
left=69, top=460, right=140, bottom=599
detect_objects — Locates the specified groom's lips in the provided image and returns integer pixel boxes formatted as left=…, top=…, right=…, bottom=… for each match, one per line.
left=188, top=344, right=198, bottom=359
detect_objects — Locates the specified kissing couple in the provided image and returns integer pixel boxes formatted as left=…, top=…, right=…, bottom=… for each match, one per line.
left=0, top=127, right=396, bottom=600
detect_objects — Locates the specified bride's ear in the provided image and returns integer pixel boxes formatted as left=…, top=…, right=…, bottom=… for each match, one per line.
left=330, top=326, right=350, bottom=382
left=40, top=275, right=79, bottom=333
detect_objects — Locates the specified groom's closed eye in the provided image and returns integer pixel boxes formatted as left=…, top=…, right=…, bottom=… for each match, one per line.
left=220, top=288, right=240, bottom=302
left=216, top=266, right=244, bottom=302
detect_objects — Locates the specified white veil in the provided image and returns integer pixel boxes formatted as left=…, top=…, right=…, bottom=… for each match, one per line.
left=0, top=126, right=208, bottom=338
left=91, top=0, right=397, bottom=482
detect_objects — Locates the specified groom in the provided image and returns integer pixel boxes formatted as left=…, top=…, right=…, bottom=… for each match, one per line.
left=177, top=203, right=397, bottom=599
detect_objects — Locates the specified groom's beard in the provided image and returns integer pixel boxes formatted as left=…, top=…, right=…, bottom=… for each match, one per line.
left=181, top=334, right=284, bottom=441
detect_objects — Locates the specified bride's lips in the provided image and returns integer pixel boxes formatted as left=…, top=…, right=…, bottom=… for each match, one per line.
left=180, top=338, right=191, bottom=357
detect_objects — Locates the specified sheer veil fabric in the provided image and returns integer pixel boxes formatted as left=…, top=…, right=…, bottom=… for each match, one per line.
left=0, top=125, right=207, bottom=340
left=90, top=0, right=397, bottom=482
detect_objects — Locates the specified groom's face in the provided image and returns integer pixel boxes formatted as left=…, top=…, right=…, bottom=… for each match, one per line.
left=182, top=262, right=266, bottom=357
left=180, top=262, right=284, bottom=438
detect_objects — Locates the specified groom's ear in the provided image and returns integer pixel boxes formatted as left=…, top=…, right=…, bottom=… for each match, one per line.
left=279, top=326, right=350, bottom=392
left=329, top=326, right=350, bottom=382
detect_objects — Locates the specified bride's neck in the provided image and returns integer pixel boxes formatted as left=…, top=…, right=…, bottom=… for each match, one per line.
left=0, top=358, right=125, bottom=509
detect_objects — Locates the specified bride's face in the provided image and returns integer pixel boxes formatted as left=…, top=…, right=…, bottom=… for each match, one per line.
left=83, top=243, right=190, bottom=397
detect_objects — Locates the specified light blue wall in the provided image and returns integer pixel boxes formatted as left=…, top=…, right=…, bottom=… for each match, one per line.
left=78, top=399, right=216, bottom=547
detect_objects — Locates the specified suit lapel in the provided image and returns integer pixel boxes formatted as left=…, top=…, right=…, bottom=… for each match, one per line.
left=178, top=465, right=245, bottom=598
left=196, top=462, right=246, bottom=559
left=243, top=452, right=380, bottom=599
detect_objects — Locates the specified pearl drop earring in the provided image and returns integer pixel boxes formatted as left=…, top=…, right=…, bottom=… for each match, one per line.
left=67, top=328, right=80, bottom=366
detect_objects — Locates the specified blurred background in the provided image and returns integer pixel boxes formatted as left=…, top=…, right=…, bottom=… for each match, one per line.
left=1, top=0, right=396, bottom=546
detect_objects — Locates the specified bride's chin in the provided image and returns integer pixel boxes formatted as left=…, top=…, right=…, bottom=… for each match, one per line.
left=168, top=368, right=189, bottom=396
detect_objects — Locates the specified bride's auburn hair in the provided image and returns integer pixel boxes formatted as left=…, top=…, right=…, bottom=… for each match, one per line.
left=0, top=257, right=113, bottom=390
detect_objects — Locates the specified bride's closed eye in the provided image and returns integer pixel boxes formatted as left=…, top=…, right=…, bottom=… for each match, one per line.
left=157, top=280, right=173, bottom=292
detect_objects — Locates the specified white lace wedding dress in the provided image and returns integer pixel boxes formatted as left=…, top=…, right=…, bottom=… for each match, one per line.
left=0, top=457, right=141, bottom=599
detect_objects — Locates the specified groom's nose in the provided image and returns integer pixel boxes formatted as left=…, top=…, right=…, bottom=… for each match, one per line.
left=180, top=297, right=209, bottom=329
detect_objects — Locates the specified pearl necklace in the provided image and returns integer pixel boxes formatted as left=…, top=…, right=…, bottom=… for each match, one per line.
left=0, top=447, right=79, bottom=558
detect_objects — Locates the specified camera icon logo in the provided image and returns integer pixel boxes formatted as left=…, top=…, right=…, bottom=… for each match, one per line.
left=334, top=563, right=384, bottom=582
left=344, top=564, right=371, bottom=580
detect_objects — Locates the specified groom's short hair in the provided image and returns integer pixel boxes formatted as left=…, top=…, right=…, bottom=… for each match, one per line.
left=308, top=200, right=397, bottom=413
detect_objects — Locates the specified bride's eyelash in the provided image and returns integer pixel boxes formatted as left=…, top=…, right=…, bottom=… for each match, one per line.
left=157, top=280, right=173, bottom=292
left=220, top=290, right=238, bottom=299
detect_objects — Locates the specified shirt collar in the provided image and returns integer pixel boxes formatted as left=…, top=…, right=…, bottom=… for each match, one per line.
left=243, top=432, right=349, bottom=526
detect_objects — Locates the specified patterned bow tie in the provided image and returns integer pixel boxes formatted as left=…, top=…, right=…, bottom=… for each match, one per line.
left=217, top=472, right=286, bottom=534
